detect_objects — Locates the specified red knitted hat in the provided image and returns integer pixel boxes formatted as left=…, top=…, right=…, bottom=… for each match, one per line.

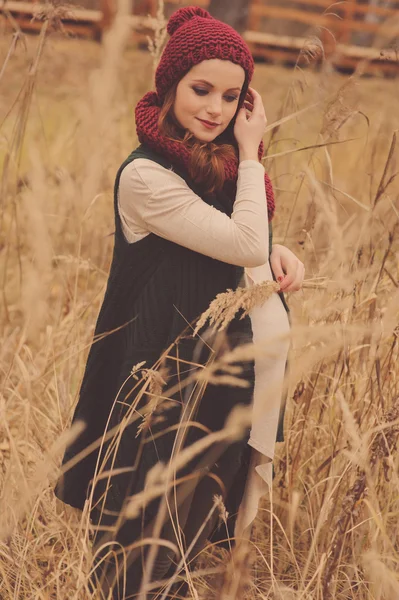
left=155, top=6, right=255, bottom=103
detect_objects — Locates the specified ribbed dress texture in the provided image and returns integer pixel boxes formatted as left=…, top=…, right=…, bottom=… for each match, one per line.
left=118, top=156, right=291, bottom=534
left=54, top=144, right=291, bottom=597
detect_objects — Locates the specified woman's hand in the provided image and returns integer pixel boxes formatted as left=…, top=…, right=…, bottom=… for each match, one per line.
left=234, top=87, right=267, bottom=158
left=270, top=244, right=305, bottom=292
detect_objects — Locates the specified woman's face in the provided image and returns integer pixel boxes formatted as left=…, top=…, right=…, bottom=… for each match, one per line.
left=173, top=59, right=246, bottom=142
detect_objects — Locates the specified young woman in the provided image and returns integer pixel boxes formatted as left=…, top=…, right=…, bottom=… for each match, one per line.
left=55, top=6, right=304, bottom=598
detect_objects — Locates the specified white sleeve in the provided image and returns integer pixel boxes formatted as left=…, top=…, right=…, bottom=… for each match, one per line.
left=118, top=158, right=269, bottom=268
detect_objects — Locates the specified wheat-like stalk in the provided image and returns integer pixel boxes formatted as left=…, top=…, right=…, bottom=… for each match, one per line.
left=193, top=280, right=280, bottom=336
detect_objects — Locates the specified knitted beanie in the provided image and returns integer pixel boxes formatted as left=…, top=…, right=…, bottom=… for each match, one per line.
left=155, top=6, right=255, bottom=104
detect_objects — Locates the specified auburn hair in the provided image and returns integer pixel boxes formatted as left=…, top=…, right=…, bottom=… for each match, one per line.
left=157, top=82, right=239, bottom=195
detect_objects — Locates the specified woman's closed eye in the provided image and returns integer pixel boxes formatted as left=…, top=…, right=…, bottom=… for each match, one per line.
left=192, top=87, right=238, bottom=103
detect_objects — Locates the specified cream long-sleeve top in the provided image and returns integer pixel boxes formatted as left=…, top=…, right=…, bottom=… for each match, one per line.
left=118, top=158, right=291, bottom=535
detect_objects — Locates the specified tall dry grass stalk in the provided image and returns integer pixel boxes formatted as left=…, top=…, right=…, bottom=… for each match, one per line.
left=0, top=1, right=399, bottom=598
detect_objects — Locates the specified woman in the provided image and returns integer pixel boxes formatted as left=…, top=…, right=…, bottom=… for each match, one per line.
left=54, top=6, right=304, bottom=599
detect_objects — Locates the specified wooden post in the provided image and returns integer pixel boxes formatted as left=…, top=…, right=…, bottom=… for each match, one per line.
left=100, top=0, right=117, bottom=36
left=247, top=0, right=262, bottom=33
left=208, top=0, right=250, bottom=33
left=146, top=0, right=158, bottom=17
left=339, top=0, right=356, bottom=45
left=312, top=0, right=341, bottom=57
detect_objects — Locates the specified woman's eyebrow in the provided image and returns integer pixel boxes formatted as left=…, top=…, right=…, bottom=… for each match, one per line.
left=191, top=79, right=242, bottom=92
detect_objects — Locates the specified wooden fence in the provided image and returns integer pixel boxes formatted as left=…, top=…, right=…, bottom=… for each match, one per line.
left=0, top=0, right=398, bottom=73
left=244, top=0, right=399, bottom=72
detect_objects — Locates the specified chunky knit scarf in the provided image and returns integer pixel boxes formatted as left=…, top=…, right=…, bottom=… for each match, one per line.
left=135, top=90, right=275, bottom=222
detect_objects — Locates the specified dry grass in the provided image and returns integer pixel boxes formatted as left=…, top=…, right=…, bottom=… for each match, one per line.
left=0, top=6, right=399, bottom=600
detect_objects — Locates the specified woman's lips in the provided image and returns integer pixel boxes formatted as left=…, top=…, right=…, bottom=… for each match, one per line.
left=196, top=118, right=220, bottom=129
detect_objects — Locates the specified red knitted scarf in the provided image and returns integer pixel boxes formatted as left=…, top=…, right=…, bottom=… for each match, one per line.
left=135, top=90, right=275, bottom=221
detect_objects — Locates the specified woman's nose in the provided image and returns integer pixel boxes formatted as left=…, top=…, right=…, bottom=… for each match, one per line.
left=206, top=96, right=222, bottom=117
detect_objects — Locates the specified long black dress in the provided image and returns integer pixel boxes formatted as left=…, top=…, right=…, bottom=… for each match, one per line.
left=54, top=145, right=283, bottom=598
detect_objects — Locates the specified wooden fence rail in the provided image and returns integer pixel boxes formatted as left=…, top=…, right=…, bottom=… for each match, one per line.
left=0, top=0, right=398, bottom=74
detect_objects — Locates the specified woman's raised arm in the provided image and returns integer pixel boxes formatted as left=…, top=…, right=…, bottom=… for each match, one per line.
left=118, top=157, right=269, bottom=268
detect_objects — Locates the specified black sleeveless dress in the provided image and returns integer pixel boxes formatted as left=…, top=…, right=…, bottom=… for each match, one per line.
left=54, top=144, right=289, bottom=598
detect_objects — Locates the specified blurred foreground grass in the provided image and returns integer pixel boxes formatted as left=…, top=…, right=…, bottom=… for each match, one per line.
left=0, top=28, right=399, bottom=599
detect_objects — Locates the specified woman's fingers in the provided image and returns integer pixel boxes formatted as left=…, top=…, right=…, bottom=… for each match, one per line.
left=234, top=87, right=267, bottom=146
left=247, top=87, right=267, bottom=123
left=280, top=262, right=305, bottom=292
left=247, top=87, right=261, bottom=107
left=288, top=265, right=304, bottom=292
left=269, top=244, right=305, bottom=293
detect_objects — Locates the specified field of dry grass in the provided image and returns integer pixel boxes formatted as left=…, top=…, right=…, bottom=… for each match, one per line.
left=0, top=8, right=399, bottom=599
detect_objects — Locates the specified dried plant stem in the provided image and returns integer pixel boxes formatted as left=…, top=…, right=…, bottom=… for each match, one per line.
left=322, top=398, right=399, bottom=598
